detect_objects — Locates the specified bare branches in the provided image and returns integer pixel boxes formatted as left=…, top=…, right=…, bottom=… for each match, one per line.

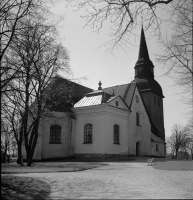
left=156, top=0, right=192, bottom=116
left=1, top=0, right=37, bottom=61
left=167, top=123, right=193, bottom=159
left=66, top=0, right=175, bottom=53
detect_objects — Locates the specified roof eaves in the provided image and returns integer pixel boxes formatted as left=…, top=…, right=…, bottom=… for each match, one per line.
left=136, top=84, right=160, bottom=137
left=119, top=95, right=131, bottom=112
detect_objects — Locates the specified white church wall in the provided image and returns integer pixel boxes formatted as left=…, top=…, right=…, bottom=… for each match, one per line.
left=151, top=134, right=165, bottom=157
left=73, top=103, right=129, bottom=157
left=103, top=106, right=129, bottom=155
left=73, top=105, right=106, bottom=155
left=128, top=87, right=152, bottom=156
left=151, top=142, right=165, bottom=157
left=41, top=112, right=71, bottom=159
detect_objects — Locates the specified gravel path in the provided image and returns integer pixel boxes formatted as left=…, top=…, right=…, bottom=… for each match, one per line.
left=11, top=162, right=193, bottom=199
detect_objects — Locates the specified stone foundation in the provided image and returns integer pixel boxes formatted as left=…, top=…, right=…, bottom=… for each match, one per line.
left=74, top=153, right=130, bottom=159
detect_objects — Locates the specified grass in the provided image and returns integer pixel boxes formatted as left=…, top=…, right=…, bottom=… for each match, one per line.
left=153, top=160, right=193, bottom=171
left=1, top=162, right=107, bottom=174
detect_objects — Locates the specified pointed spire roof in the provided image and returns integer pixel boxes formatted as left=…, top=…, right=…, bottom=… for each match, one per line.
left=134, top=26, right=154, bottom=79
left=138, top=26, right=150, bottom=61
left=133, top=26, right=164, bottom=98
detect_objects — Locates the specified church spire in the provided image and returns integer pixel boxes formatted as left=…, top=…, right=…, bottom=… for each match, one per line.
left=138, top=26, right=150, bottom=61
left=134, top=27, right=154, bottom=79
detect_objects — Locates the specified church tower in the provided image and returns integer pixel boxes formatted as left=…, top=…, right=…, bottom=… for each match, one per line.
left=133, top=27, right=165, bottom=141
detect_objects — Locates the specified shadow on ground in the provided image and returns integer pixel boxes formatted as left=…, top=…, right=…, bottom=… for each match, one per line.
left=1, top=162, right=107, bottom=174
left=1, top=176, right=51, bottom=200
left=34, top=156, right=169, bottom=163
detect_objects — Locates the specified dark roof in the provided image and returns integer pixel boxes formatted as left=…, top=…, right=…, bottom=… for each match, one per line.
left=133, top=27, right=164, bottom=98
left=133, top=78, right=164, bottom=98
left=102, top=84, right=128, bottom=98
left=46, top=76, right=93, bottom=112
left=134, top=27, right=155, bottom=79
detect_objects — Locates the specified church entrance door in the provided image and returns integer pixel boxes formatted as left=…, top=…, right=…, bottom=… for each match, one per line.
left=136, top=141, right=141, bottom=156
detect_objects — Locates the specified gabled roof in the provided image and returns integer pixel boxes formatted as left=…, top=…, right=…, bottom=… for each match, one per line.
left=151, top=133, right=164, bottom=143
left=74, top=95, right=102, bottom=107
left=73, top=81, right=161, bottom=138
left=74, top=83, right=137, bottom=109
left=102, top=84, right=128, bottom=98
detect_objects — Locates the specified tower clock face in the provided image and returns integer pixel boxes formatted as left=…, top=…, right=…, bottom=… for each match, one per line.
left=138, top=67, right=143, bottom=72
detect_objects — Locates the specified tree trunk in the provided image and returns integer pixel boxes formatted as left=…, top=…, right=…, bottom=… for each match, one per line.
left=17, top=142, right=22, bottom=164
left=175, top=149, right=178, bottom=159
left=27, top=119, right=40, bottom=166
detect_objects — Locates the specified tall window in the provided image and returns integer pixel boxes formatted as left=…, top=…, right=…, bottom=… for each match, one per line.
left=114, top=125, right=119, bottom=144
left=136, top=113, right=140, bottom=126
left=156, top=144, right=159, bottom=152
left=154, top=96, right=156, bottom=105
left=136, top=95, right=139, bottom=103
left=50, top=125, right=61, bottom=144
left=84, top=124, right=93, bottom=143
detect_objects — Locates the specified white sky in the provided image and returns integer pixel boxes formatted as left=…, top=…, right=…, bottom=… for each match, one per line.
left=48, top=1, right=189, bottom=137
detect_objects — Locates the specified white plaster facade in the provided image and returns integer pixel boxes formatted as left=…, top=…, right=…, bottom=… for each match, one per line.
left=72, top=96, right=130, bottom=156
left=27, top=85, right=165, bottom=161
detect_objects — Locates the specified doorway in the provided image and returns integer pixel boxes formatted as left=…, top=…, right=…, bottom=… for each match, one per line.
left=136, top=141, right=142, bottom=156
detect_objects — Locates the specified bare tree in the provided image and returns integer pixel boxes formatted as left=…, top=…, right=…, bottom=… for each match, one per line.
left=169, top=124, right=186, bottom=159
left=185, top=120, right=193, bottom=160
left=167, top=123, right=193, bottom=160
left=1, top=118, right=16, bottom=163
left=0, top=0, right=52, bottom=94
left=4, top=15, right=71, bottom=166
left=156, top=0, right=193, bottom=116
left=66, top=0, right=178, bottom=52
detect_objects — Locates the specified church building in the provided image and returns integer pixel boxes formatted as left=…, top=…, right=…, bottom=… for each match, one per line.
left=26, top=27, right=166, bottom=160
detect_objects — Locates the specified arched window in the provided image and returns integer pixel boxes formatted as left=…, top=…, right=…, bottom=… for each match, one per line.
left=136, top=95, right=139, bottom=103
left=50, top=125, right=61, bottom=144
left=136, top=113, right=140, bottom=126
left=84, top=124, right=93, bottom=143
left=114, top=125, right=119, bottom=144
left=154, top=96, right=156, bottom=105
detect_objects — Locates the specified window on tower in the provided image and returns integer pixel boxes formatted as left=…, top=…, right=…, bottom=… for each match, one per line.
left=136, top=113, right=140, bottom=126
left=136, top=95, right=139, bottom=103
left=154, top=96, right=156, bottom=105
left=158, top=99, right=160, bottom=107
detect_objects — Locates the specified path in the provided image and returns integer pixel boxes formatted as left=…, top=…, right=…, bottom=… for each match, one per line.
left=12, top=162, right=193, bottom=199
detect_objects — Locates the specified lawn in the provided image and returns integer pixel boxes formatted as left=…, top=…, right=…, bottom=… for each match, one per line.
left=1, top=162, right=107, bottom=174
left=153, top=160, right=193, bottom=171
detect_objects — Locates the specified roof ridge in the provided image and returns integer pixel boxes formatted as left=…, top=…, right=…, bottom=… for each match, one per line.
left=103, top=83, right=128, bottom=89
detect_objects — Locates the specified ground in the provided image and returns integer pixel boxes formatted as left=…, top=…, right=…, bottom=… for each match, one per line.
left=1, top=157, right=193, bottom=199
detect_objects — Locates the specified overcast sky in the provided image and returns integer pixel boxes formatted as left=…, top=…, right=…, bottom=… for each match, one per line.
left=48, top=1, right=189, bottom=137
